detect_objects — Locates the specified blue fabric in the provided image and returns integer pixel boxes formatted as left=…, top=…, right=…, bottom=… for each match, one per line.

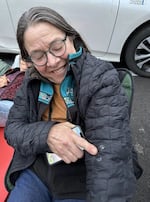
left=68, top=47, right=82, bottom=61
left=7, top=169, right=85, bottom=202
left=0, top=100, right=13, bottom=127
left=39, top=75, right=75, bottom=107
left=39, top=81, right=53, bottom=104
left=55, top=200, right=85, bottom=202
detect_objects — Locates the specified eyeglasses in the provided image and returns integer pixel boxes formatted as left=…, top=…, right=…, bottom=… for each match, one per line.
left=28, top=34, right=67, bottom=66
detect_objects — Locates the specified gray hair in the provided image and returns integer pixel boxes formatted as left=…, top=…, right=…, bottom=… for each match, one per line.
left=17, top=6, right=89, bottom=60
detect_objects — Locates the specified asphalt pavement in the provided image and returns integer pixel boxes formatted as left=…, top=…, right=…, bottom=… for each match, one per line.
left=131, top=76, right=150, bottom=202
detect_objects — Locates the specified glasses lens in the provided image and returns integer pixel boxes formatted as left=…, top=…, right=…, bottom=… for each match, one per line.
left=31, top=51, right=47, bottom=66
left=50, top=40, right=66, bottom=57
left=30, top=36, right=66, bottom=66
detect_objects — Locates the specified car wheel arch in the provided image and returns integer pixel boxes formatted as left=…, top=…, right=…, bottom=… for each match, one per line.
left=120, top=20, right=150, bottom=77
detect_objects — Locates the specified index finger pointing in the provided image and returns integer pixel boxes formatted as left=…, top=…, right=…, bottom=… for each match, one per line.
left=76, top=137, right=98, bottom=155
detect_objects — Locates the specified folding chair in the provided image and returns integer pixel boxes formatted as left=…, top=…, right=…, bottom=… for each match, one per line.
left=117, top=68, right=143, bottom=179
left=117, top=68, right=134, bottom=118
left=0, top=127, right=14, bottom=202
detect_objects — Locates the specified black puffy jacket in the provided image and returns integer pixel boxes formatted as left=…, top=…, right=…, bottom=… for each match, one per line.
left=5, top=51, right=136, bottom=202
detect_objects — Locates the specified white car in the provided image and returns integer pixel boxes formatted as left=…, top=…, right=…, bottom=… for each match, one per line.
left=0, top=0, right=150, bottom=77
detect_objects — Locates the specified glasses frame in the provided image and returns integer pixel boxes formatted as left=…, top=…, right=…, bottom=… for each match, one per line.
left=28, top=34, right=67, bottom=66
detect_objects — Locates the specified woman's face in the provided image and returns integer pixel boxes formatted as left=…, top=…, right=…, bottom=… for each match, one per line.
left=24, top=22, right=76, bottom=84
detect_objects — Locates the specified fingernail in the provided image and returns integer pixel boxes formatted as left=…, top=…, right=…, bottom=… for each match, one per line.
left=92, top=147, right=98, bottom=155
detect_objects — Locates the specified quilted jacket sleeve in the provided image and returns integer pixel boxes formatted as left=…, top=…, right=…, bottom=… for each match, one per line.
left=4, top=78, right=54, bottom=156
left=78, top=59, right=136, bottom=202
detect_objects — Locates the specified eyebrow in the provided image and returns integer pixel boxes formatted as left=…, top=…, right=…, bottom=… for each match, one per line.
left=48, top=35, right=66, bottom=47
left=30, top=35, right=66, bottom=55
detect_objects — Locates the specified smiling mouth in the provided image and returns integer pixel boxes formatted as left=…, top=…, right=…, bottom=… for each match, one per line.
left=52, top=66, right=66, bottom=74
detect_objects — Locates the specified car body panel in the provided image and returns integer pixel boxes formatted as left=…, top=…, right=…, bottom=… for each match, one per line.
left=107, top=0, right=150, bottom=61
left=6, top=0, right=119, bottom=57
left=0, top=0, right=16, bottom=53
left=1, top=0, right=150, bottom=63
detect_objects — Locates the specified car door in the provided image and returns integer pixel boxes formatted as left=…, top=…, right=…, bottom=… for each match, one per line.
left=6, top=0, right=119, bottom=57
left=0, top=0, right=17, bottom=53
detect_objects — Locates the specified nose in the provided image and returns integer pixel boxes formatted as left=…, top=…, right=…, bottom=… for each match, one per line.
left=46, top=52, right=61, bottom=67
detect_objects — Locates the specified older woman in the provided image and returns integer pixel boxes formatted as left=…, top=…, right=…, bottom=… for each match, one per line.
left=5, top=6, right=137, bottom=202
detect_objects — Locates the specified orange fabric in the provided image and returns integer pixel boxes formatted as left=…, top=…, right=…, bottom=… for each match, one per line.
left=42, top=84, right=67, bottom=122
left=42, top=106, right=49, bottom=121
left=51, top=84, right=67, bottom=122
left=0, top=127, right=14, bottom=202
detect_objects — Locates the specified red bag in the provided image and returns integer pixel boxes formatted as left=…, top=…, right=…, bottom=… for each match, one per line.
left=0, top=68, right=25, bottom=100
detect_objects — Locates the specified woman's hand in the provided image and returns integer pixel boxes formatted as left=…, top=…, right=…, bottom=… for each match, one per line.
left=0, top=75, right=10, bottom=87
left=47, top=122, right=98, bottom=164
